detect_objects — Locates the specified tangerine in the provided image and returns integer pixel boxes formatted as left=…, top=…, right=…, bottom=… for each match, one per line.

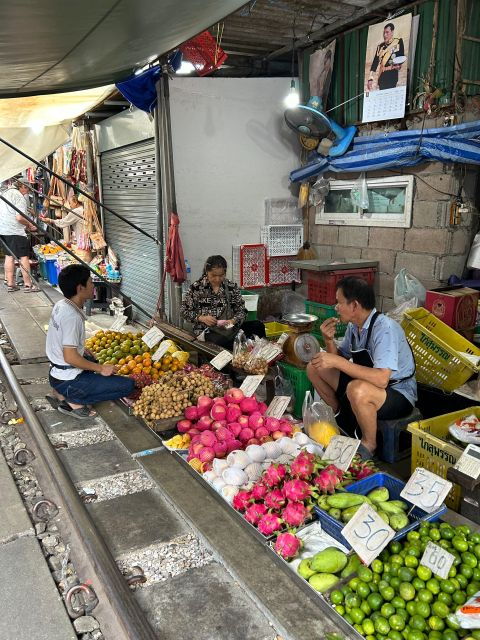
left=132, top=366, right=142, bottom=375
left=127, top=361, right=136, bottom=371
left=134, top=355, right=143, bottom=363
left=118, top=358, right=126, bottom=365
left=125, top=355, right=133, bottom=362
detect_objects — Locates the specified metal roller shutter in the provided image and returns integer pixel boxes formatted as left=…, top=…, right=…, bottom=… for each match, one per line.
left=100, top=139, right=160, bottom=321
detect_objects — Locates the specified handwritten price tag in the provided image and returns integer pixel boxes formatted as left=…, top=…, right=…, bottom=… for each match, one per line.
left=110, top=315, right=127, bottom=332
left=420, top=542, right=455, bottom=580
left=266, top=396, right=291, bottom=419
left=400, top=468, right=452, bottom=514
left=152, top=341, right=170, bottom=362
left=322, top=436, right=360, bottom=471
left=210, top=350, right=233, bottom=370
left=142, top=326, right=164, bottom=349
left=342, top=503, right=395, bottom=566
left=454, top=444, right=480, bottom=479
left=239, top=375, right=264, bottom=397
left=276, top=333, right=290, bottom=347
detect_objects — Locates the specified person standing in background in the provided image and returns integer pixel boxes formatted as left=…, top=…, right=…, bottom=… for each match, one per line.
left=0, top=178, right=39, bottom=292
left=41, top=193, right=85, bottom=243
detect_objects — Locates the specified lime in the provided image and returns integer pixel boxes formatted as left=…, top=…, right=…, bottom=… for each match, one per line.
left=382, top=573, right=392, bottom=584
left=410, top=614, right=427, bottom=632
left=367, top=592, right=383, bottom=611
left=407, top=601, right=417, bottom=616
left=361, top=600, right=372, bottom=616
left=432, top=601, right=449, bottom=619
left=390, top=541, right=402, bottom=554
left=357, top=582, right=370, bottom=599
left=408, top=630, right=427, bottom=640
left=374, top=616, right=390, bottom=635
left=416, top=602, right=431, bottom=618
left=426, top=578, right=440, bottom=595
left=333, top=604, right=345, bottom=616
left=441, top=630, right=458, bottom=640
left=405, top=555, right=419, bottom=568
left=418, top=588, right=434, bottom=603
left=473, top=567, right=480, bottom=581
left=466, top=581, right=480, bottom=597
left=341, top=585, right=352, bottom=595
left=396, top=608, right=409, bottom=621
left=469, top=533, right=480, bottom=544
left=428, top=616, right=445, bottom=631
left=381, top=603, right=395, bottom=618
left=372, top=574, right=381, bottom=585
left=440, top=526, right=455, bottom=540
left=371, top=611, right=382, bottom=622
left=437, top=592, right=452, bottom=607
left=452, top=537, right=469, bottom=552
left=462, top=551, right=478, bottom=568
left=451, top=551, right=462, bottom=566
left=372, top=559, right=384, bottom=574
left=460, top=564, right=473, bottom=579
left=457, top=524, right=471, bottom=537
left=388, top=631, right=403, bottom=640
left=399, top=582, right=416, bottom=601
left=430, top=528, right=441, bottom=542
left=439, top=540, right=452, bottom=550
left=344, top=613, right=353, bottom=625
left=392, top=596, right=406, bottom=609
left=417, top=566, right=432, bottom=581
left=358, top=566, right=374, bottom=583
left=390, top=565, right=399, bottom=577
left=399, top=567, right=416, bottom=582
left=447, top=566, right=457, bottom=579
left=349, top=577, right=360, bottom=591
left=350, top=607, right=365, bottom=624
left=427, top=632, right=442, bottom=640
left=345, top=593, right=361, bottom=609
left=362, top=619, right=375, bottom=636
left=330, top=590, right=344, bottom=605
left=455, top=573, right=468, bottom=589
left=445, top=612, right=461, bottom=630
left=389, top=613, right=406, bottom=631
left=471, top=630, right=480, bottom=640
left=413, top=578, right=426, bottom=591
left=449, top=577, right=460, bottom=590
left=379, top=585, right=395, bottom=601
left=391, top=554, right=404, bottom=566
left=390, top=577, right=401, bottom=590
left=408, top=546, right=423, bottom=558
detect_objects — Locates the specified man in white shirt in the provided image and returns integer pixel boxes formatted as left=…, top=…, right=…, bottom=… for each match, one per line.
left=46, top=264, right=134, bottom=419
left=0, top=179, right=38, bottom=292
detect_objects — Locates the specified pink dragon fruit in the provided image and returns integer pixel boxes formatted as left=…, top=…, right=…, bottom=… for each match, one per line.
left=282, top=479, right=312, bottom=502
left=282, top=501, right=309, bottom=527
left=264, top=488, right=286, bottom=510
left=313, top=469, right=340, bottom=494
left=324, top=464, right=344, bottom=480
left=232, top=490, right=252, bottom=512
left=263, top=463, right=287, bottom=487
left=257, top=513, right=283, bottom=536
left=290, top=451, right=316, bottom=480
left=244, top=502, right=268, bottom=525
left=275, top=532, right=301, bottom=560
left=251, top=482, right=268, bottom=501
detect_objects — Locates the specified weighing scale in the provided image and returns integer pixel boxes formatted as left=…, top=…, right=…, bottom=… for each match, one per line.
left=282, top=313, right=320, bottom=368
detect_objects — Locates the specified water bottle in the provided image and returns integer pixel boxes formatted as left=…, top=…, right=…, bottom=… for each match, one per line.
left=182, top=259, right=191, bottom=297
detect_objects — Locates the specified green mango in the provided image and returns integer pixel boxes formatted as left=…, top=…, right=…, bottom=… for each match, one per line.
left=311, top=547, right=348, bottom=574
left=387, top=500, right=408, bottom=511
left=376, top=501, right=405, bottom=515
left=326, top=493, right=370, bottom=510
left=367, top=487, right=390, bottom=504
left=341, top=553, right=362, bottom=578
left=342, top=505, right=362, bottom=522
left=308, top=572, right=339, bottom=593
left=317, top=495, right=330, bottom=509
left=389, top=512, right=409, bottom=531
left=329, top=508, right=342, bottom=520
left=377, top=510, right=390, bottom=525
left=298, top=558, right=316, bottom=580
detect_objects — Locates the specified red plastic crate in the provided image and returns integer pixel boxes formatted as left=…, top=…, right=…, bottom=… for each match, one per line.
left=307, top=268, right=377, bottom=304
left=267, top=255, right=301, bottom=286
left=232, top=244, right=267, bottom=289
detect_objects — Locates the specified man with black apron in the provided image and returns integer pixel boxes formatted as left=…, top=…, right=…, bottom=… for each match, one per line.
left=307, top=276, right=416, bottom=460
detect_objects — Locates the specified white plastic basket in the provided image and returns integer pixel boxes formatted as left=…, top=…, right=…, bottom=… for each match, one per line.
left=261, top=225, right=304, bottom=257
left=268, top=255, right=301, bottom=286
left=241, top=293, right=259, bottom=311
left=232, top=244, right=267, bottom=288
left=265, top=198, right=303, bottom=225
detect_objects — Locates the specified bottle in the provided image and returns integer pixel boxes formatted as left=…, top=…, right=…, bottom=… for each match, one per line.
left=182, top=259, right=191, bottom=297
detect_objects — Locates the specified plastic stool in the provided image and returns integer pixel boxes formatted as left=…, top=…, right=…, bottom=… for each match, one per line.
left=377, top=407, right=422, bottom=464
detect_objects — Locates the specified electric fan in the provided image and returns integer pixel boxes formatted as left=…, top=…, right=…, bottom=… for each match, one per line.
left=285, top=96, right=356, bottom=157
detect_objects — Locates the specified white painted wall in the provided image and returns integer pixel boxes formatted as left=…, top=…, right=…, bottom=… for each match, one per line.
left=169, top=77, right=299, bottom=280
left=95, top=108, right=154, bottom=153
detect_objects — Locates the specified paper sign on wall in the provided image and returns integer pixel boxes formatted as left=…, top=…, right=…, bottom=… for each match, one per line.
left=400, top=468, right=452, bottom=514
left=322, top=436, right=360, bottom=471
left=152, top=342, right=170, bottom=362
left=342, top=503, right=395, bottom=566
left=142, top=326, right=164, bottom=349
left=210, top=351, right=233, bottom=370
left=239, top=375, right=264, bottom=397
left=266, top=396, right=291, bottom=419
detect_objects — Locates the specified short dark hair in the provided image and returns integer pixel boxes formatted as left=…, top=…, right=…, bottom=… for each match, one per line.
left=58, top=264, right=91, bottom=298
left=384, top=23, right=395, bottom=31
left=336, top=276, right=375, bottom=310
left=204, top=255, right=227, bottom=274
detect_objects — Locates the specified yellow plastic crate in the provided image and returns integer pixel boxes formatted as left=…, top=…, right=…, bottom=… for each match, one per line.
left=401, top=307, right=480, bottom=392
left=407, top=407, right=477, bottom=510
left=265, top=322, right=292, bottom=339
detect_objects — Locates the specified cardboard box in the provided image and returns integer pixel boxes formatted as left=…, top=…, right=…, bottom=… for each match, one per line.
left=425, top=286, right=479, bottom=331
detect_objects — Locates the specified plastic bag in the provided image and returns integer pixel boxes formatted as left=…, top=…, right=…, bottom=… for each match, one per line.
left=302, top=391, right=339, bottom=447
left=244, top=338, right=270, bottom=374
left=273, top=366, right=295, bottom=416
left=386, top=298, right=418, bottom=323
left=232, top=330, right=249, bottom=368
left=350, top=173, right=369, bottom=210
left=394, top=268, right=426, bottom=307
left=281, top=291, right=306, bottom=317
left=455, top=589, right=480, bottom=628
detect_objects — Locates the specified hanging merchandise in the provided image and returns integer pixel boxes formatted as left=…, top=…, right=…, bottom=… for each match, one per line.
left=69, top=126, right=87, bottom=184
left=180, top=29, right=227, bottom=77
left=79, top=196, right=106, bottom=251
left=44, top=149, right=67, bottom=210
left=350, top=172, right=369, bottom=210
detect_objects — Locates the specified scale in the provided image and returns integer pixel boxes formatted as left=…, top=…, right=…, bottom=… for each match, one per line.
left=282, top=313, right=320, bottom=368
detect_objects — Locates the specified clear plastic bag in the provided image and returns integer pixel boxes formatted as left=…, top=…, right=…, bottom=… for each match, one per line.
left=273, top=365, right=295, bottom=415
left=281, top=291, right=306, bottom=316
left=232, top=330, right=249, bottom=369
left=394, top=268, right=426, bottom=307
left=302, top=390, right=339, bottom=447
left=350, top=173, right=369, bottom=210
left=244, top=338, right=270, bottom=374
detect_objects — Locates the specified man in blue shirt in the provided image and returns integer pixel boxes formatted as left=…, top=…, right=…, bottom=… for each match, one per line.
left=307, top=276, right=416, bottom=459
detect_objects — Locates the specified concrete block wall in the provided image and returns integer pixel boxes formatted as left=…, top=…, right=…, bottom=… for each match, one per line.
left=309, top=163, right=479, bottom=311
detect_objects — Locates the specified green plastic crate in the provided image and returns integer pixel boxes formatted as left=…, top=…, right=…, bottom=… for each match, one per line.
left=278, top=361, right=313, bottom=418
left=305, top=300, right=347, bottom=338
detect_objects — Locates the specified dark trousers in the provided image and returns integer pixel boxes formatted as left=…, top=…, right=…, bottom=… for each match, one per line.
left=205, top=320, right=266, bottom=349
left=49, top=371, right=134, bottom=405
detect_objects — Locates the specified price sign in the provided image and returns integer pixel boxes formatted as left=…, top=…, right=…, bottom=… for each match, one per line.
left=342, top=503, right=395, bottom=566
left=322, top=436, right=360, bottom=471
left=110, top=315, right=127, bottom=331
left=210, top=350, right=233, bottom=370
left=420, top=541, right=455, bottom=580
left=239, top=375, right=264, bottom=397
left=152, top=341, right=170, bottom=362
left=257, top=343, right=283, bottom=363
left=142, top=326, right=164, bottom=349
left=400, top=468, right=452, bottom=514
left=266, top=396, right=291, bottom=419
left=277, top=333, right=290, bottom=347
left=454, top=444, right=480, bottom=479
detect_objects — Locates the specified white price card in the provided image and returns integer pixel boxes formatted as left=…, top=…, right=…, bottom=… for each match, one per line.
left=322, top=436, right=361, bottom=471
left=239, top=375, right=264, bottom=397
left=400, top=468, right=452, bottom=514
left=142, top=326, right=165, bottom=349
left=420, top=541, right=455, bottom=580
left=257, top=343, right=283, bottom=363
left=342, top=503, right=395, bottom=566
left=210, top=350, right=233, bottom=370
left=152, top=341, right=170, bottom=362
left=266, top=396, right=291, bottom=419
left=277, top=333, right=290, bottom=347
left=454, top=444, right=480, bottom=479
left=110, top=315, right=127, bottom=332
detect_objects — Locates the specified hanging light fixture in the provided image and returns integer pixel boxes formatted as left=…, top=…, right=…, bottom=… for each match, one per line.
left=284, top=9, right=299, bottom=107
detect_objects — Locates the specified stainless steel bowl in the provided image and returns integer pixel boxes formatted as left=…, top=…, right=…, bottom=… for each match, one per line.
left=282, top=313, right=318, bottom=327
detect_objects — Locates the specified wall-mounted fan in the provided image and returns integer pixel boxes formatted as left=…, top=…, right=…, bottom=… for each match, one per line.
left=285, top=96, right=356, bottom=157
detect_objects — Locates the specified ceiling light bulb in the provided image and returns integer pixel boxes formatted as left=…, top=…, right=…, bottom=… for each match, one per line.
left=176, top=61, right=195, bottom=75
left=284, top=79, right=300, bottom=108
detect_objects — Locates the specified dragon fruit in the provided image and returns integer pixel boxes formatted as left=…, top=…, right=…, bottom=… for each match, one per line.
left=282, top=501, right=309, bottom=527
left=232, top=490, right=252, bottom=512
left=313, top=468, right=340, bottom=494
left=264, top=488, right=286, bottom=510
left=251, top=482, right=268, bottom=501
left=244, top=502, right=268, bottom=525
left=324, top=464, right=344, bottom=479
left=282, top=479, right=311, bottom=502
left=290, top=451, right=316, bottom=479
left=257, top=513, right=283, bottom=536
left=263, top=463, right=287, bottom=487
left=275, top=532, right=301, bottom=560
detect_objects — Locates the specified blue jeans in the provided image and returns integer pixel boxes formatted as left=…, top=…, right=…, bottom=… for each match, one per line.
left=50, top=371, right=135, bottom=406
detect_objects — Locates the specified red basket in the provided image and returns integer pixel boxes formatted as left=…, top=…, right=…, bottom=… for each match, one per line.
left=267, top=255, right=301, bottom=286
left=307, top=268, right=377, bottom=304
left=180, top=30, right=228, bottom=76
left=232, top=244, right=267, bottom=289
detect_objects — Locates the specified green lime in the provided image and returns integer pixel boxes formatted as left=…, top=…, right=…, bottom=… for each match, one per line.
left=333, top=604, right=345, bottom=616
left=388, top=631, right=403, bottom=640
left=362, top=619, right=375, bottom=636
left=358, top=566, right=374, bottom=583
left=381, top=603, right=395, bottom=618
left=440, top=526, right=455, bottom=540
left=432, top=601, right=449, bottom=619
left=410, top=615, right=427, bottom=632
left=473, top=567, right=480, bottom=581
left=396, top=608, right=408, bottom=621
left=449, top=577, right=459, bottom=590
left=462, top=551, right=478, bottom=568
left=390, top=541, right=402, bottom=554
left=408, top=630, right=427, bottom=640
left=439, top=540, right=452, bottom=550
left=371, top=611, right=382, bottom=622
left=390, top=565, right=399, bottom=577
left=349, top=577, right=360, bottom=591
left=372, top=559, right=384, bottom=574
left=367, top=592, right=383, bottom=611
left=427, top=632, right=442, bottom=640
left=426, top=578, right=440, bottom=595
left=361, top=600, right=372, bottom=616
left=399, top=567, right=416, bottom=582
left=407, top=601, right=417, bottom=616
left=372, top=573, right=381, bottom=585
left=418, top=588, right=434, bottom=603
left=350, top=607, right=365, bottom=624
left=452, top=537, right=469, bottom=553
left=455, top=573, right=468, bottom=589
left=413, top=578, right=426, bottom=591
left=357, top=582, right=370, bottom=599
left=374, top=616, right=390, bottom=635
left=430, top=528, right=441, bottom=542
left=408, top=531, right=421, bottom=541
left=445, top=612, right=461, bottom=630
left=382, top=573, right=392, bottom=584
left=447, top=566, right=457, bottom=579
left=457, top=525, right=471, bottom=537
left=399, top=582, right=416, bottom=601
left=391, top=554, right=405, bottom=566
left=392, top=596, right=406, bottom=609
left=437, top=592, right=452, bottom=606
left=416, top=602, right=431, bottom=618
left=417, top=566, right=432, bottom=581
left=405, top=555, right=419, bottom=568
left=466, top=581, right=480, bottom=597
left=341, top=585, right=352, bottom=595
left=471, top=630, right=480, bottom=640
left=451, top=551, right=462, bottom=566
left=419, top=525, right=431, bottom=536
left=469, top=533, right=480, bottom=544
left=428, top=616, right=445, bottom=631
left=345, top=593, right=361, bottom=609
left=408, top=546, right=423, bottom=558
left=389, top=613, right=406, bottom=631
left=441, top=630, right=458, bottom=640
left=390, top=577, right=401, bottom=590
left=330, top=589, right=344, bottom=605
left=344, top=613, right=353, bottom=625
left=379, top=585, right=395, bottom=601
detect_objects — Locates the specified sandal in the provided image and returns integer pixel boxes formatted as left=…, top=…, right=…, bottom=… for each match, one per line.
left=23, top=285, right=41, bottom=293
left=58, top=405, right=97, bottom=420
left=357, top=443, right=376, bottom=461
left=7, top=285, right=20, bottom=292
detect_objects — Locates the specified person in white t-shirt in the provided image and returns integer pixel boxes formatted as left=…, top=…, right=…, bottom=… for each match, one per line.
left=0, top=179, right=38, bottom=292
left=46, top=264, right=134, bottom=419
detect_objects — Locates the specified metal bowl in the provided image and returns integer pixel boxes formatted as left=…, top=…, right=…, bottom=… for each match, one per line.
left=282, top=313, right=318, bottom=327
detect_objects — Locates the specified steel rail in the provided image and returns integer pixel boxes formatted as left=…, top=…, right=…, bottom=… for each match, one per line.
left=0, top=347, right=157, bottom=640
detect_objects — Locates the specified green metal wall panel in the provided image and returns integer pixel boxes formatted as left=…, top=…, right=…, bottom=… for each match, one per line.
left=434, top=0, right=457, bottom=102
left=411, top=0, right=435, bottom=98
left=463, top=0, right=480, bottom=95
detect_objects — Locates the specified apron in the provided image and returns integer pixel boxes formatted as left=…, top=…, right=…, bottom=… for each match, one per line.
left=351, top=311, right=415, bottom=387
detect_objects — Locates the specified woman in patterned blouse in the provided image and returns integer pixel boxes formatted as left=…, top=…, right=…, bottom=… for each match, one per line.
left=181, top=255, right=266, bottom=348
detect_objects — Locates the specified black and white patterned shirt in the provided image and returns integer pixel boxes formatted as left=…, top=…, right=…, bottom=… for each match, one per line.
left=181, top=276, right=247, bottom=335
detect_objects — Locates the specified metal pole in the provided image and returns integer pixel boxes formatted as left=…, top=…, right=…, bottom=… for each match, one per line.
left=154, top=81, right=166, bottom=320
left=0, top=348, right=157, bottom=640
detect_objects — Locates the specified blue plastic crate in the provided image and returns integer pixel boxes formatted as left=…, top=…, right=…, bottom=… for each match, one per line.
left=314, top=472, right=447, bottom=551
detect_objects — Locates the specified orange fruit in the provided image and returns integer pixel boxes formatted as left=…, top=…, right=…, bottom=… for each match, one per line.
left=154, top=362, right=162, bottom=370
left=127, top=361, right=136, bottom=370
left=151, top=373, right=159, bottom=381
left=118, top=358, right=126, bottom=365
left=134, top=355, right=143, bottom=363
left=143, top=366, right=151, bottom=375
left=133, top=366, right=142, bottom=375
left=125, top=355, right=133, bottom=362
